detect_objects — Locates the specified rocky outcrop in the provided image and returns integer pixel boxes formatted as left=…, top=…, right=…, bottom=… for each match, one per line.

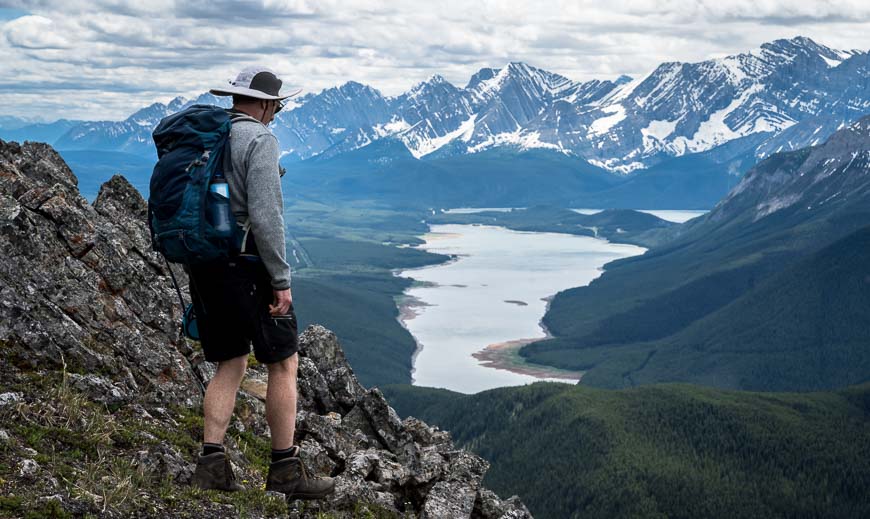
left=291, top=327, right=531, bottom=518
left=0, top=139, right=531, bottom=518
left=0, top=140, right=199, bottom=407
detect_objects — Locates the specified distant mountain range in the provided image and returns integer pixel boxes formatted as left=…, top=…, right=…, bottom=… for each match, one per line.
left=5, top=37, right=868, bottom=171
left=2, top=36, right=868, bottom=208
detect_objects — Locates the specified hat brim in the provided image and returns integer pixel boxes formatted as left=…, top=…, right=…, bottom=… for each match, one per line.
left=209, top=85, right=302, bottom=100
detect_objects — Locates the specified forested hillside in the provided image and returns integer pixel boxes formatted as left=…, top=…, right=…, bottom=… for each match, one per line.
left=384, top=382, right=870, bottom=519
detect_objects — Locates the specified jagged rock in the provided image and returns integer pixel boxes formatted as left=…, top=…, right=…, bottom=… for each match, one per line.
left=298, top=327, right=366, bottom=410
left=299, top=474, right=401, bottom=516
left=0, top=142, right=200, bottom=406
left=0, top=141, right=531, bottom=518
left=297, top=355, right=337, bottom=412
left=410, top=445, right=446, bottom=486
left=18, top=458, right=40, bottom=479
left=67, top=373, right=129, bottom=406
left=473, top=489, right=534, bottom=519
left=0, top=392, right=23, bottom=406
left=403, top=416, right=452, bottom=448
left=136, top=444, right=193, bottom=484
left=358, top=387, right=414, bottom=454
left=442, top=450, right=489, bottom=485
left=341, top=404, right=378, bottom=438
left=424, top=480, right=478, bottom=518
left=235, top=388, right=270, bottom=436
left=296, top=410, right=361, bottom=461
left=299, top=438, right=337, bottom=476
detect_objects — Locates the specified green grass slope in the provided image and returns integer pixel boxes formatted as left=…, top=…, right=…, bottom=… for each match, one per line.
left=383, top=382, right=870, bottom=519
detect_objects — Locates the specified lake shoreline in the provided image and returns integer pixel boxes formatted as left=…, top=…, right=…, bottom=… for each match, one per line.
left=471, top=295, right=584, bottom=382
left=396, top=222, right=646, bottom=392
left=394, top=291, right=431, bottom=381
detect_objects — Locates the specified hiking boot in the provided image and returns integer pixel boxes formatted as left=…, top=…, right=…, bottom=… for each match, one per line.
left=192, top=451, right=245, bottom=492
left=266, top=448, right=335, bottom=499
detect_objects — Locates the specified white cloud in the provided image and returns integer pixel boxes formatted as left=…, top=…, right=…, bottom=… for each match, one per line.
left=0, top=1, right=868, bottom=120
left=3, top=15, right=71, bottom=49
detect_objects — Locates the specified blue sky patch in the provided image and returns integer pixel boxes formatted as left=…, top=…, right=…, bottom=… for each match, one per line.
left=0, top=8, right=29, bottom=22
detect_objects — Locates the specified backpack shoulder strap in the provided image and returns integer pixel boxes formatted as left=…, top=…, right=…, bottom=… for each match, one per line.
left=223, top=111, right=258, bottom=258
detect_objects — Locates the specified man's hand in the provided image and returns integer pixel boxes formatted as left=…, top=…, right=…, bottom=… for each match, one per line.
left=270, top=288, right=293, bottom=316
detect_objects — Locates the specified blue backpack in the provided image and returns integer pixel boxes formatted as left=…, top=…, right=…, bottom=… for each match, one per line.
left=148, top=104, right=238, bottom=265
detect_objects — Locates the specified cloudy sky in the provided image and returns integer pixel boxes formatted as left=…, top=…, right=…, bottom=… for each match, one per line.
left=2, top=0, right=870, bottom=121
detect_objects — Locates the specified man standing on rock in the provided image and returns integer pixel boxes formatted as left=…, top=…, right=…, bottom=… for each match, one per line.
left=189, top=67, right=334, bottom=499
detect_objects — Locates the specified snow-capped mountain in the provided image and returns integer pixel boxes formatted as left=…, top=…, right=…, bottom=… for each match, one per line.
left=53, top=93, right=230, bottom=156
left=581, top=36, right=869, bottom=172
left=42, top=37, right=870, bottom=172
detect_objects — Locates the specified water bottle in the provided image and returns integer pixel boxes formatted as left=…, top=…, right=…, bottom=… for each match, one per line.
left=208, top=172, right=233, bottom=238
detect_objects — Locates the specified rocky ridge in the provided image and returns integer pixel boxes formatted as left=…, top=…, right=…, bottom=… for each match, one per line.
left=0, top=139, right=530, bottom=518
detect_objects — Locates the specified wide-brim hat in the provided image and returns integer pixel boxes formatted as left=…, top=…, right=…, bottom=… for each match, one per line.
left=210, top=66, right=301, bottom=100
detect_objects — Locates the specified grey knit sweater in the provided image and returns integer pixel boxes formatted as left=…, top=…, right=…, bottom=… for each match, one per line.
left=224, top=112, right=291, bottom=290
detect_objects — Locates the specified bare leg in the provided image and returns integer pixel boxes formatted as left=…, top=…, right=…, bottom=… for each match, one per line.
left=203, top=354, right=248, bottom=445
left=266, top=353, right=299, bottom=451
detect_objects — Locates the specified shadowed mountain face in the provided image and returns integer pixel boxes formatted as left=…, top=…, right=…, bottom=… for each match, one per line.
left=519, top=115, right=870, bottom=391
left=0, top=139, right=530, bottom=518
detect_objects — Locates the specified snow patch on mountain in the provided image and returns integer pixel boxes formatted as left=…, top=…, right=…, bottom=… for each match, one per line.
left=718, top=56, right=747, bottom=84
left=589, top=104, right=626, bottom=136
left=669, top=84, right=795, bottom=154
left=821, top=55, right=843, bottom=68
left=405, top=114, right=477, bottom=158
left=467, top=129, right=565, bottom=154
left=596, top=75, right=644, bottom=106
left=373, top=118, right=411, bottom=137
left=641, top=119, right=679, bottom=150
left=588, top=158, right=644, bottom=174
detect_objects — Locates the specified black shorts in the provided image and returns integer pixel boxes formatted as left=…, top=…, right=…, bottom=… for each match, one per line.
left=188, top=258, right=298, bottom=364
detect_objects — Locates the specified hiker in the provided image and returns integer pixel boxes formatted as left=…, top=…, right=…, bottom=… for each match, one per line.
left=187, top=67, right=334, bottom=499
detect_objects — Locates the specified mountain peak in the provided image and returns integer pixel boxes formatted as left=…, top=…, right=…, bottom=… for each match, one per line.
left=783, top=35, right=820, bottom=48
left=167, top=96, right=187, bottom=110
left=505, top=61, right=532, bottom=72
left=407, top=73, right=453, bottom=95
left=333, top=80, right=384, bottom=99
left=466, top=67, right=499, bottom=89
left=759, top=35, right=855, bottom=63
left=615, top=74, right=633, bottom=85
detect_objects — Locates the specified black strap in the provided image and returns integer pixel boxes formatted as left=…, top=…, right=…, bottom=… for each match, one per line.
left=162, top=254, right=187, bottom=311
